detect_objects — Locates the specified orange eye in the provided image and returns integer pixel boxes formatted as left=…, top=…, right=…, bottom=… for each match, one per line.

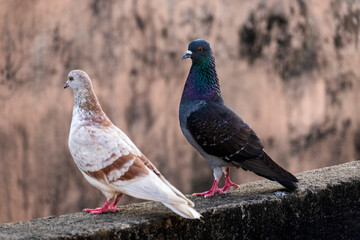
left=69, top=76, right=74, bottom=81
left=198, top=47, right=203, bottom=52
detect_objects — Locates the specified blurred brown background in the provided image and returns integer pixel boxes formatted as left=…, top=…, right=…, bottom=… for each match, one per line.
left=0, top=0, right=359, bottom=224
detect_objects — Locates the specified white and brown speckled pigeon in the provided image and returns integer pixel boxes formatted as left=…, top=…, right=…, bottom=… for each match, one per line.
left=180, top=39, right=298, bottom=197
left=64, top=70, right=200, bottom=219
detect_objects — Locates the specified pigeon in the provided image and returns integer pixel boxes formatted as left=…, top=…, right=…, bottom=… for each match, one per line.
left=179, top=39, right=298, bottom=197
left=64, top=70, right=200, bottom=219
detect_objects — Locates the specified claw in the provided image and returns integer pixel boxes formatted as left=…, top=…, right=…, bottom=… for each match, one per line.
left=194, top=168, right=240, bottom=197
left=193, top=179, right=222, bottom=197
left=107, top=193, right=122, bottom=212
left=107, top=206, right=119, bottom=212
left=82, top=194, right=123, bottom=214
left=219, top=167, right=240, bottom=193
left=82, top=200, right=111, bottom=214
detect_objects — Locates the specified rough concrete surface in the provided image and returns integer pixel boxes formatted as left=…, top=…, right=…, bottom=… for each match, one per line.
left=1, top=0, right=360, bottom=224
left=0, top=161, right=359, bottom=240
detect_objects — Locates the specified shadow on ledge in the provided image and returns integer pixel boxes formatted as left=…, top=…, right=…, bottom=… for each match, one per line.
left=1, top=161, right=360, bottom=239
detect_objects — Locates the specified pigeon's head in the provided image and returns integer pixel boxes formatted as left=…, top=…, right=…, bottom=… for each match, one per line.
left=64, top=70, right=93, bottom=91
left=182, top=39, right=212, bottom=63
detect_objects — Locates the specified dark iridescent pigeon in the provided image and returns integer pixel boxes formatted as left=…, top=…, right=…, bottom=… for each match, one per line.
left=180, top=39, right=298, bottom=197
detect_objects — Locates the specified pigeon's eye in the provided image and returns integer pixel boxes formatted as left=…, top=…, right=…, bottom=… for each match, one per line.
left=198, top=47, right=203, bottom=52
left=69, top=76, right=74, bottom=81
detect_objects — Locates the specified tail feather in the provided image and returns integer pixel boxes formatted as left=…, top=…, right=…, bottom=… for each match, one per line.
left=238, top=152, right=298, bottom=191
left=118, top=170, right=200, bottom=218
left=162, top=202, right=201, bottom=219
left=158, top=174, right=200, bottom=218
left=158, top=175, right=195, bottom=207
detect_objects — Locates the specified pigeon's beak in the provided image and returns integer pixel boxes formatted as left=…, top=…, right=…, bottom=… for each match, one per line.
left=64, top=81, right=69, bottom=89
left=182, top=50, right=192, bottom=60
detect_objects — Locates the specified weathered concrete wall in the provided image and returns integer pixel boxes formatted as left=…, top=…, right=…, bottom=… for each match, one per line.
left=1, top=161, right=359, bottom=239
left=1, top=0, right=360, bottom=223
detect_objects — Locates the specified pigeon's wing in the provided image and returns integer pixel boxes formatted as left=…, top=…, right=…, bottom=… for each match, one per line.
left=69, top=125, right=141, bottom=172
left=187, top=101, right=265, bottom=163
left=69, top=124, right=191, bottom=205
left=187, top=102, right=298, bottom=190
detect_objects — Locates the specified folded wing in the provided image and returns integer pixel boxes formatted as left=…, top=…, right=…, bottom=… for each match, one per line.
left=187, top=101, right=298, bottom=190
left=69, top=123, right=199, bottom=217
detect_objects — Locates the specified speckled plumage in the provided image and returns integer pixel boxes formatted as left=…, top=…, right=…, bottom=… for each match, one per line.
left=180, top=40, right=298, bottom=197
left=65, top=70, right=200, bottom=218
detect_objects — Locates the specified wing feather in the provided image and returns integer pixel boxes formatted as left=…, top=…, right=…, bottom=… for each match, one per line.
left=70, top=122, right=195, bottom=206
left=187, top=102, right=264, bottom=163
left=69, top=124, right=141, bottom=172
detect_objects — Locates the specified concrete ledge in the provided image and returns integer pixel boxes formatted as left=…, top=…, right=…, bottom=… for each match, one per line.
left=1, top=161, right=360, bottom=239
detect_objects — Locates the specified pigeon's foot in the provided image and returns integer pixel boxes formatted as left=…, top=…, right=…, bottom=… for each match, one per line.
left=83, top=194, right=123, bottom=214
left=83, top=200, right=112, bottom=214
left=83, top=205, right=118, bottom=214
left=107, top=193, right=122, bottom=213
left=193, top=179, right=223, bottom=197
left=193, top=188, right=223, bottom=198
left=83, top=207, right=109, bottom=214
left=219, top=167, right=240, bottom=193
left=219, top=178, right=240, bottom=193
left=107, top=206, right=118, bottom=212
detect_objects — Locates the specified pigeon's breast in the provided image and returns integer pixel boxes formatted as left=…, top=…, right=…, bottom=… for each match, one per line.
left=179, top=100, right=206, bottom=129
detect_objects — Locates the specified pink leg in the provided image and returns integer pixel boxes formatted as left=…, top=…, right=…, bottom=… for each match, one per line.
left=83, top=200, right=111, bottom=214
left=192, top=179, right=224, bottom=198
left=219, top=167, right=240, bottom=193
left=108, top=193, right=123, bottom=212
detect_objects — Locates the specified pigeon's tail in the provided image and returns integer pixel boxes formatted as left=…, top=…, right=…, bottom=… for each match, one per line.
left=158, top=175, right=195, bottom=207
left=239, top=152, right=298, bottom=191
left=119, top=169, right=201, bottom=219
left=162, top=202, right=201, bottom=219
left=158, top=175, right=201, bottom=219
